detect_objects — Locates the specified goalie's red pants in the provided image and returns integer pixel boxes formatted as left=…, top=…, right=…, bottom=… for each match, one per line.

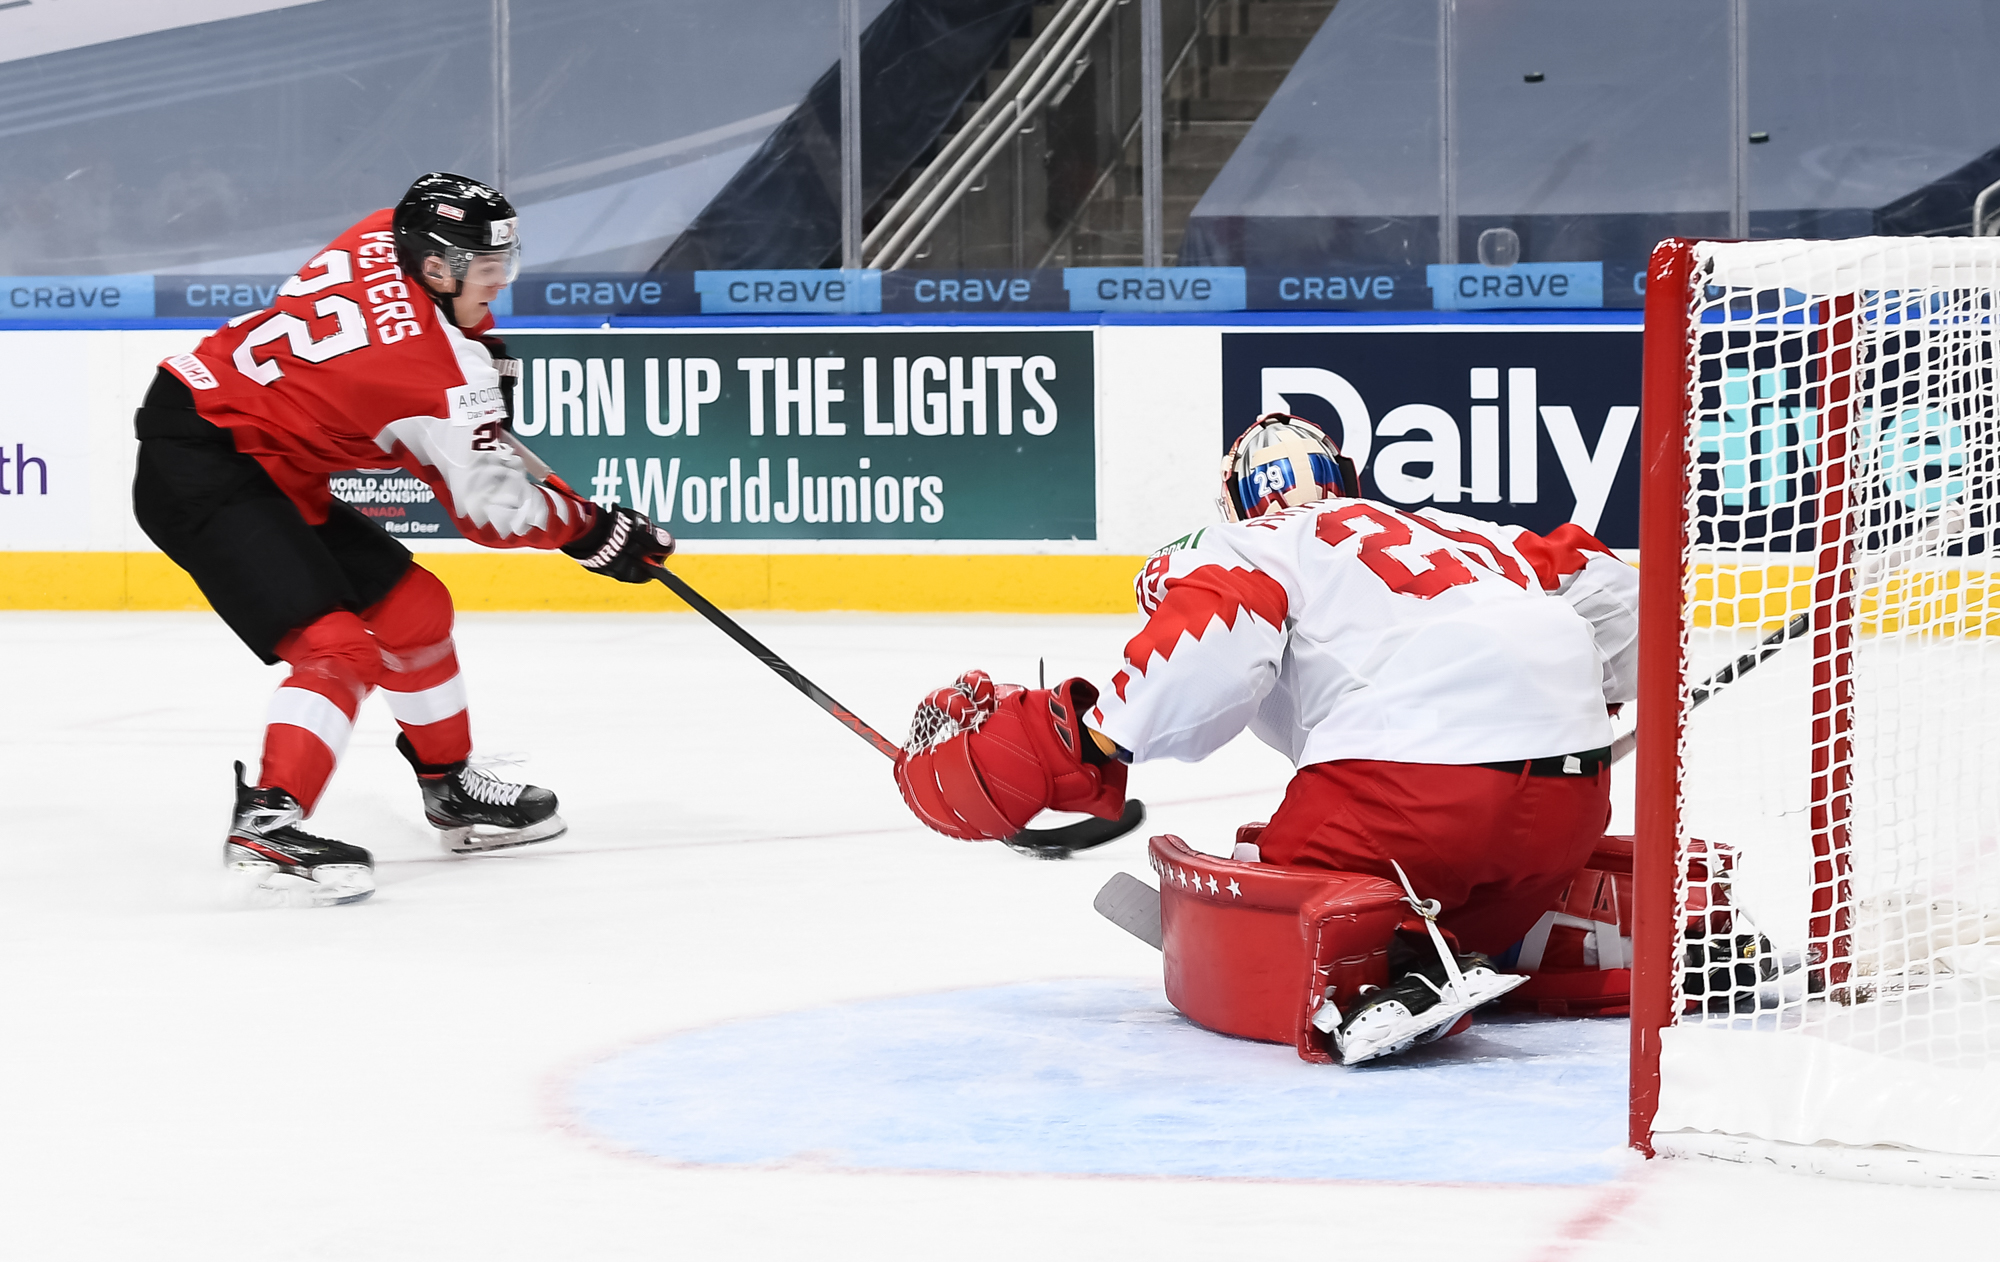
left=1254, top=759, right=1611, bottom=956
left=261, top=564, right=471, bottom=812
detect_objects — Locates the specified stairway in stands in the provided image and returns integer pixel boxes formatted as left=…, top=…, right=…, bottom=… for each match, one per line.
left=1055, top=0, right=1336, bottom=266
left=871, top=0, right=1336, bottom=271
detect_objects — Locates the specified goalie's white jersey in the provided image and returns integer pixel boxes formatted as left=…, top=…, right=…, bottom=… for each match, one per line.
left=1087, top=500, right=1638, bottom=768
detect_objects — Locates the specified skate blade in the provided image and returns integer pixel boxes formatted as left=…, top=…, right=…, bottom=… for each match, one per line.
left=228, top=861, right=375, bottom=908
left=1337, top=999, right=1467, bottom=1066
left=1336, top=972, right=1530, bottom=1066
left=437, top=813, right=568, bottom=855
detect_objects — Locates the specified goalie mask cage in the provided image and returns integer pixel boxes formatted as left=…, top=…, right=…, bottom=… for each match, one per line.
left=1633, top=238, right=2000, bottom=1186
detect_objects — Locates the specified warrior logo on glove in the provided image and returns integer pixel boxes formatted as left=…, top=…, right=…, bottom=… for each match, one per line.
left=895, top=669, right=1127, bottom=841
left=561, top=504, right=676, bottom=583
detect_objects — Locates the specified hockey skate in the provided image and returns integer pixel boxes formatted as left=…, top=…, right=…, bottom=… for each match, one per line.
left=398, top=734, right=566, bottom=854
left=1326, top=951, right=1527, bottom=1065
left=1319, top=861, right=1527, bottom=1065
left=225, top=762, right=375, bottom=907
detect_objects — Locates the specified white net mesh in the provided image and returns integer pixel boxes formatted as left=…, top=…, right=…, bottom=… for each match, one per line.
left=1655, top=239, right=2000, bottom=1166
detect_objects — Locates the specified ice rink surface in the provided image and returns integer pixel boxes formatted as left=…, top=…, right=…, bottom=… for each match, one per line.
left=4, top=610, right=1996, bottom=1260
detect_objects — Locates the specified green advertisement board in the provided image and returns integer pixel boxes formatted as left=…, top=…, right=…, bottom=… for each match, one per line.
left=485, top=329, right=1096, bottom=541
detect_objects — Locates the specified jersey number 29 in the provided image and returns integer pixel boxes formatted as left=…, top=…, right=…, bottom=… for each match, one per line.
left=1315, top=503, right=1526, bottom=598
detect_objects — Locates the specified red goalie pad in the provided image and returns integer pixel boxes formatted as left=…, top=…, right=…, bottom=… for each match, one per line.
left=1150, top=834, right=1405, bottom=1063
left=1503, top=835, right=1634, bottom=1016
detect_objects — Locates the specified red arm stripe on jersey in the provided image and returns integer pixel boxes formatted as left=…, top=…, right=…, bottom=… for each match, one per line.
left=1511, top=523, right=1616, bottom=591
left=1119, top=564, right=1289, bottom=679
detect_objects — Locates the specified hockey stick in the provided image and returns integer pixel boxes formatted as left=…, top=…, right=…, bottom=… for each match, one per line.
left=505, top=439, right=1145, bottom=855
left=1608, top=611, right=1808, bottom=764
left=1609, top=496, right=1974, bottom=764
left=649, top=565, right=1146, bottom=855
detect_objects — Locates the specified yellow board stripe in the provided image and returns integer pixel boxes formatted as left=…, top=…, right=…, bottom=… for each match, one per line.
left=0, top=552, right=1147, bottom=614
left=1689, top=561, right=2000, bottom=637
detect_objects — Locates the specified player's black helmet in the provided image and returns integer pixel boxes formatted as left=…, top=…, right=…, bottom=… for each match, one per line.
left=393, top=172, right=520, bottom=290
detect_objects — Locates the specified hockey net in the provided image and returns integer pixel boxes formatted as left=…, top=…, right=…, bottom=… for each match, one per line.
left=1633, top=238, right=2000, bottom=1185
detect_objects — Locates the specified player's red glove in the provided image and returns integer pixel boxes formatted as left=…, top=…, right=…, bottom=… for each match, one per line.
left=895, top=669, right=1128, bottom=841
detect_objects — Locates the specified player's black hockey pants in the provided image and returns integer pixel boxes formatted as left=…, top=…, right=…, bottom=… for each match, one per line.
left=131, top=367, right=412, bottom=664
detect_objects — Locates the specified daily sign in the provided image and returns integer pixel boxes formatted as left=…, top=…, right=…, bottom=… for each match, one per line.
left=1221, top=328, right=1643, bottom=548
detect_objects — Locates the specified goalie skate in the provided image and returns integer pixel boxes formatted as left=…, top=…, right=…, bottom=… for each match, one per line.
left=1325, top=860, right=1526, bottom=1065
left=400, top=735, right=566, bottom=854
left=1326, top=954, right=1527, bottom=1066
left=224, top=762, right=374, bottom=908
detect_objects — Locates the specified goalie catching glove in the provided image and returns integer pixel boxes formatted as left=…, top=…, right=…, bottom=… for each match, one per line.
left=562, top=505, right=675, bottom=583
left=896, top=670, right=1128, bottom=841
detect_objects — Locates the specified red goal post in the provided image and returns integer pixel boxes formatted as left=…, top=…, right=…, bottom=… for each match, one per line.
left=1631, top=236, right=2000, bottom=1185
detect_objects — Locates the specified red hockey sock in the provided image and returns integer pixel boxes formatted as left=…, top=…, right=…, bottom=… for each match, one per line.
left=261, top=610, right=383, bottom=812
left=365, top=565, right=472, bottom=767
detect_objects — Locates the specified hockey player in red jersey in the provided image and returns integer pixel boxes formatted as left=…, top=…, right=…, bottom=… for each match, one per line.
left=133, top=173, right=674, bottom=907
left=894, top=413, right=1638, bottom=1063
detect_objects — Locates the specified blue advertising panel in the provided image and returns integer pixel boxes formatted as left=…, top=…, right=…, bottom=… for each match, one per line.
left=694, top=270, right=882, bottom=315
left=1221, top=327, right=1643, bottom=548
left=880, top=270, right=1068, bottom=314
left=0, top=274, right=153, bottom=319
left=511, top=274, right=699, bottom=318
left=1426, top=264, right=1605, bottom=312
left=1064, top=268, right=1246, bottom=313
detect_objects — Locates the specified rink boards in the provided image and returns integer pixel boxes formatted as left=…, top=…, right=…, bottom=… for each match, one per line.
left=0, top=315, right=1645, bottom=611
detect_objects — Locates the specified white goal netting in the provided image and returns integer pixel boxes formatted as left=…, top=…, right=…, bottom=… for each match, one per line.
left=1650, top=238, right=2000, bottom=1181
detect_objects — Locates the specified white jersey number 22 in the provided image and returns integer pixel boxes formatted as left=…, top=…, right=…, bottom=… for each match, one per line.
left=231, top=249, right=371, bottom=385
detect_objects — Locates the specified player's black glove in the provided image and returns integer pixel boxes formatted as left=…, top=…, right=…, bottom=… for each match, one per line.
left=563, top=505, right=675, bottom=583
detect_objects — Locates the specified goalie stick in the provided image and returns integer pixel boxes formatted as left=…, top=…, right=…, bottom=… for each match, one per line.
left=500, top=435, right=1146, bottom=856
left=648, top=565, right=1146, bottom=855
left=1608, top=611, right=1808, bottom=764
left=1094, top=871, right=1163, bottom=948
left=1609, top=497, right=1972, bottom=764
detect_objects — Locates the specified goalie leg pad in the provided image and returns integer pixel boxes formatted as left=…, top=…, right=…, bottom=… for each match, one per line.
left=1151, top=834, right=1405, bottom=1062
left=1504, top=835, right=1635, bottom=1016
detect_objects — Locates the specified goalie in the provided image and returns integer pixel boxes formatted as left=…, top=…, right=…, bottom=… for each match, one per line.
left=894, top=414, right=1638, bottom=1064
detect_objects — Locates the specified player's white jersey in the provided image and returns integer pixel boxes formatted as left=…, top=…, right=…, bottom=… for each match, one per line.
left=1087, top=500, right=1638, bottom=768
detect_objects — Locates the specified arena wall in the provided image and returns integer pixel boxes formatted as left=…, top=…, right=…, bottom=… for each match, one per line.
left=0, top=315, right=1643, bottom=612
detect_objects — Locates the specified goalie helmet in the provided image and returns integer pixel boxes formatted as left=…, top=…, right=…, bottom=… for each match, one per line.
left=1218, top=413, right=1359, bottom=522
left=393, top=171, right=521, bottom=291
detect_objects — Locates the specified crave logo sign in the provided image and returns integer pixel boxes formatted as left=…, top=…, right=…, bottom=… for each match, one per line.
left=489, top=329, right=1094, bottom=541
left=1221, top=328, right=1643, bottom=548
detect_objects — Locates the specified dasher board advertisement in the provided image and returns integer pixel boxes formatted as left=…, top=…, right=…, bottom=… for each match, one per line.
left=430, top=329, right=1096, bottom=542
left=1221, top=328, right=1642, bottom=548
